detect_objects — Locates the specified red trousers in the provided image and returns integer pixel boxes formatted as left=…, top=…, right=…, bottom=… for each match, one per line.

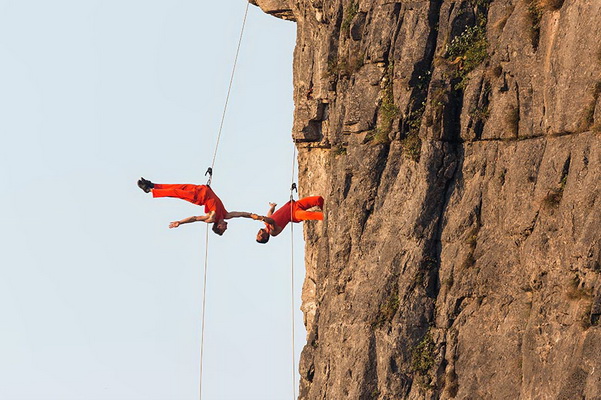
left=268, top=195, right=324, bottom=233
left=151, top=184, right=207, bottom=205
left=291, top=196, right=324, bottom=222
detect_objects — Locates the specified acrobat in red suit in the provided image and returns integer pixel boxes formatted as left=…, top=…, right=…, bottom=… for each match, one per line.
left=251, top=196, right=324, bottom=243
left=137, top=177, right=252, bottom=236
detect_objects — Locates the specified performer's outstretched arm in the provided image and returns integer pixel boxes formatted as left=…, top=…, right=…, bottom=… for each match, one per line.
left=250, top=213, right=276, bottom=226
left=225, top=211, right=253, bottom=219
left=169, top=214, right=209, bottom=228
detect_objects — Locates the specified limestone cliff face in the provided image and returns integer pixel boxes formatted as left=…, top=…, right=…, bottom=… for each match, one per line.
left=252, top=0, right=601, bottom=398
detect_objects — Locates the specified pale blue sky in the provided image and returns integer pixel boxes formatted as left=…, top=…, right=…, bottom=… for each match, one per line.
left=0, top=1, right=302, bottom=399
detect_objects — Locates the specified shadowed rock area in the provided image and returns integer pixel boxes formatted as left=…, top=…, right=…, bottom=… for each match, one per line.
left=252, top=0, right=601, bottom=398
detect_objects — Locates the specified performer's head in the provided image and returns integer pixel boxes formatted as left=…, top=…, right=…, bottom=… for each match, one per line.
left=212, top=220, right=228, bottom=236
left=256, top=228, right=270, bottom=244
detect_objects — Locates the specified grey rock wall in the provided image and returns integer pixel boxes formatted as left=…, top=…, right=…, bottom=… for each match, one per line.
left=252, top=0, right=601, bottom=398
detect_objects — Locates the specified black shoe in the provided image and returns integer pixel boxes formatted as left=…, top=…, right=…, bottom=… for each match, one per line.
left=140, top=177, right=154, bottom=188
left=138, top=179, right=151, bottom=193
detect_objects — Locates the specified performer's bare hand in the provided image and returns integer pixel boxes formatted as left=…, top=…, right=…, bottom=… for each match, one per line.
left=269, top=202, right=277, bottom=208
left=169, top=221, right=180, bottom=229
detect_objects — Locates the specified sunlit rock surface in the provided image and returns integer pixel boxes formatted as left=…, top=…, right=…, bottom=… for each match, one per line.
left=253, top=0, right=601, bottom=398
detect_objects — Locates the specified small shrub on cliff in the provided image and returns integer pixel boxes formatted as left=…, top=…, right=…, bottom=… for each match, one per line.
left=366, top=128, right=390, bottom=145
left=446, top=24, right=487, bottom=64
left=373, top=292, right=400, bottom=328
left=469, top=105, right=490, bottom=121
left=425, top=86, right=447, bottom=131
left=341, top=1, right=359, bottom=32
left=443, top=0, right=491, bottom=88
left=468, top=0, right=492, bottom=7
left=325, top=54, right=364, bottom=78
left=399, top=101, right=425, bottom=161
left=465, top=225, right=479, bottom=248
left=401, top=132, right=422, bottom=162
left=406, top=101, right=425, bottom=133
left=411, top=330, right=436, bottom=375
left=367, top=65, right=398, bottom=146
left=445, top=23, right=489, bottom=89
left=527, top=0, right=544, bottom=49
left=379, top=65, right=400, bottom=133
left=380, top=97, right=400, bottom=132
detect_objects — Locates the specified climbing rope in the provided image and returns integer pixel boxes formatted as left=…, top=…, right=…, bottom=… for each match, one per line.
left=198, top=223, right=210, bottom=399
left=208, top=1, right=250, bottom=177
left=289, top=143, right=298, bottom=399
left=198, top=2, right=250, bottom=399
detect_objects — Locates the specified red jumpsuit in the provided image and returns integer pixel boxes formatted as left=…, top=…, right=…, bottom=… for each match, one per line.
left=151, top=184, right=228, bottom=221
left=265, top=196, right=324, bottom=234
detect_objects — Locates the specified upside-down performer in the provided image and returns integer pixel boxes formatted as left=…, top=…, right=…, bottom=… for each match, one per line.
left=251, top=196, right=324, bottom=244
left=137, top=177, right=253, bottom=236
